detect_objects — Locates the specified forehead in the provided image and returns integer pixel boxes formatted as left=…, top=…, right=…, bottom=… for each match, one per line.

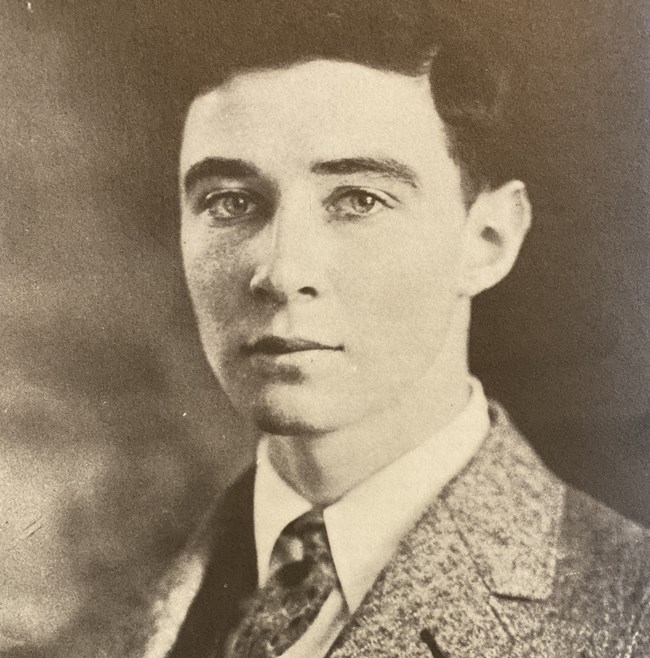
left=180, top=60, right=456, bottom=180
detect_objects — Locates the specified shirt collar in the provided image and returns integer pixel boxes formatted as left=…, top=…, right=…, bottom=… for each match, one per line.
left=254, top=377, right=490, bottom=610
left=254, top=445, right=312, bottom=587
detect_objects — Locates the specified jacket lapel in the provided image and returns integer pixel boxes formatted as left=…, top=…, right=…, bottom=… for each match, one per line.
left=170, top=468, right=257, bottom=658
left=328, top=404, right=565, bottom=658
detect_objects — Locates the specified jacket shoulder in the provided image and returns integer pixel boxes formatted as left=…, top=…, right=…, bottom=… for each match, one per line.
left=553, top=482, right=650, bottom=654
left=485, top=403, right=650, bottom=654
left=560, top=483, right=650, bottom=579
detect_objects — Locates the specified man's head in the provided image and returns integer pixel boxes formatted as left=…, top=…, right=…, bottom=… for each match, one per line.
left=177, top=0, right=530, bottom=436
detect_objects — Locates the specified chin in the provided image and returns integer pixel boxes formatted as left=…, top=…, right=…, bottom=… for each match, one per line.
left=253, top=409, right=323, bottom=436
left=243, top=386, right=364, bottom=437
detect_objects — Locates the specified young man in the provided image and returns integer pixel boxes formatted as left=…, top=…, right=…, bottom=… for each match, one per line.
left=161, top=1, right=650, bottom=656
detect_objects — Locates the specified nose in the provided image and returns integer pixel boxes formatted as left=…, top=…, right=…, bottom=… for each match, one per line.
left=248, top=202, right=324, bottom=305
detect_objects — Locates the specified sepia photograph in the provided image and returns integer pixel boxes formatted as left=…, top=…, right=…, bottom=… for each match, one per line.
left=1, top=0, right=649, bottom=656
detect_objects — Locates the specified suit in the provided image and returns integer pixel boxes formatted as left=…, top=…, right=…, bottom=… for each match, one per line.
left=171, top=403, right=650, bottom=657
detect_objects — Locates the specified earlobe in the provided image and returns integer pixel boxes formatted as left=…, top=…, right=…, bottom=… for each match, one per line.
left=458, top=180, right=531, bottom=297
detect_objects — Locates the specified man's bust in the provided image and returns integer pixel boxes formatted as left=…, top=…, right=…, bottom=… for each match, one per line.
left=148, top=0, right=650, bottom=655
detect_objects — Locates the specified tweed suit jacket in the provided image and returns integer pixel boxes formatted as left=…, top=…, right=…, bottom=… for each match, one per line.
left=171, top=404, right=650, bottom=658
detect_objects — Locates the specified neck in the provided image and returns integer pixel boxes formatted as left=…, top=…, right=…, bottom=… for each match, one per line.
left=265, top=303, right=472, bottom=505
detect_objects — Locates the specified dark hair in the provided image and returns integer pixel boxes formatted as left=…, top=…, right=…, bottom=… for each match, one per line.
left=149, top=0, right=520, bottom=203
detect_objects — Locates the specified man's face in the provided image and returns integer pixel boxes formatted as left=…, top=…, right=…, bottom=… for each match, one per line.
left=180, top=60, right=471, bottom=435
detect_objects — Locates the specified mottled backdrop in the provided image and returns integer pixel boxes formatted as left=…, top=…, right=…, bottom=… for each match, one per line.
left=1, top=0, right=648, bottom=655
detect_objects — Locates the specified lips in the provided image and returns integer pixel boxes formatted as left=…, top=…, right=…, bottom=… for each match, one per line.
left=243, top=336, right=342, bottom=355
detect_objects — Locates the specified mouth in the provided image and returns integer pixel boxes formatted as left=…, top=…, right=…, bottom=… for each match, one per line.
left=243, top=336, right=343, bottom=356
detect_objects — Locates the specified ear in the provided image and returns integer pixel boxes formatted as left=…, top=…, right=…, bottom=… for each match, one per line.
left=458, top=180, right=531, bottom=297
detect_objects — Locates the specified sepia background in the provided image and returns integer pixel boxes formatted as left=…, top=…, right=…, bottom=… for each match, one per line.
left=1, top=0, right=648, bottom=654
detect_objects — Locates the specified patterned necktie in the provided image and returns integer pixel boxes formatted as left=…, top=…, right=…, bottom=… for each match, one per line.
left=226, top=509, right=339, bottom=658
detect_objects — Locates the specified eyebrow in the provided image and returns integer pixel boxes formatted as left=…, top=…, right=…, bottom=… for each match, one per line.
left=183, top=157, right=261, bottom=194
left=311, top=157, right=420, bottom=188
left=182, top=155, right=420, bottom=195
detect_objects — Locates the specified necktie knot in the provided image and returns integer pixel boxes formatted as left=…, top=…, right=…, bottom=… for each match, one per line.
left=275, top=557, right=313, bottom=589
left=227, top=509, right=340, bottom=658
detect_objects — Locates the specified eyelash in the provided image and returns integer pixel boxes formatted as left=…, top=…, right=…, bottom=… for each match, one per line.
left=198, top=190, right=265, bottom=220
left=195, top=187, right=397, bottom=223
left=326, top=188, right=395, bottom=219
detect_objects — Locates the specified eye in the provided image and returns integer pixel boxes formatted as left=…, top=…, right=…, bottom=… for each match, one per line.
left=200, top=190, right=264, bottom=221
left=327, top=189, right=392, bottom=219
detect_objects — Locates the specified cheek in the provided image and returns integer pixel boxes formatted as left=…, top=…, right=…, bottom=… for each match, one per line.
left=181, top=225, right=245, bottom=328
left=337, top=224, right=462, bottom=363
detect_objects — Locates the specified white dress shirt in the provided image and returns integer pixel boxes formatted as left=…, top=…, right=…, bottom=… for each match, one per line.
left=253, top=377, right=490, bottom=658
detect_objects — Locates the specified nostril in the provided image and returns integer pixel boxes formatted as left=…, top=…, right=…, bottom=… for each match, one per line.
left=298, top=286, right=318, bottom=297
